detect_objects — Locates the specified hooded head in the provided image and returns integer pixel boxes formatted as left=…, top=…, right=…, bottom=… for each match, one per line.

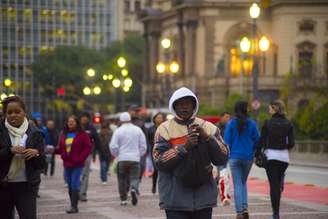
left=169, top=87, right=199, bottom=121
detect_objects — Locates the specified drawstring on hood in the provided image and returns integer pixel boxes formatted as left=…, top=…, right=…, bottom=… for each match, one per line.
left=169, top=87, right=199, bottom=120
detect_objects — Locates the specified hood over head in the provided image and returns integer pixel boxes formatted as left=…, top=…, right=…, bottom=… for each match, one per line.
left=119, top=112, right=131, bottom=122
left=169, top=87, right=199, bottom=120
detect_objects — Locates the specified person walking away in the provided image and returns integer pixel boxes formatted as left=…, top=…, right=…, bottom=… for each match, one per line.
left=56, top=115, right=91, bottom=213
left=45, top=119, right=59, bottom=176
left=109, top=112, right=147, bottom=206
left=224, top=101, right=260, bottom=219
left=153, top=87, right=228, bottom=219
left=0, top=96, right=46, bottom=219
left=147, top=112, right=166, bottom=194
left=216, top=111, right=232, bottom=206
left=79, top=112, right=101, bottom=201
left=99, top=122, right=113, bottom=184
left=255, top=100, right=294, bottom=219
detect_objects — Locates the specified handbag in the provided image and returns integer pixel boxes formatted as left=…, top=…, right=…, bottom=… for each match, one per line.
left=255, top=148, right=267, bottom=168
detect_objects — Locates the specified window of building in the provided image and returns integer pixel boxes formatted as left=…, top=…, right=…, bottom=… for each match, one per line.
left=135, top=1, right=141, bottom=12
left=124, top=0, right=130, bottom=12
left=297, top=41, right=316, bottom=77
left=298, top=19, right=316, bottom=34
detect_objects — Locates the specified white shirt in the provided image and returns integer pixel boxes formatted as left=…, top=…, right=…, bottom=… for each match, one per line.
left=109, top=123, right=147, bottom=162
left=264, top=148, right=290, bottom=163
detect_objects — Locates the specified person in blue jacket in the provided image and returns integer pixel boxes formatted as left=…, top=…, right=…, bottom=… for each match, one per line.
left=224, top=101, right=260, bottom=219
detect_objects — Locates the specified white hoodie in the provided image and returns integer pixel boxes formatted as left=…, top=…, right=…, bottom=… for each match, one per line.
left=168, top=87, right=199, bottom=119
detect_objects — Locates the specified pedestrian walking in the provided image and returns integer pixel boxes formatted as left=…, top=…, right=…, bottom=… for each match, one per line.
left=147, top=112, right=166, bottom=194
left=0, top=96, right=46, bottom=219
left=99, top=121, right=113, bottom=185
left=224, top=101, right=260, bottom=219
left=109, top=112, right=147, bottom=206
left=44, top=119, right=59, bottom=176
left=56, top=115, right=92, bottom=213
left=216, top=111, right=232, bottom=206
left=255, top=100, right=295, bottom=219
left=79, top=112, right=101, bottom=201
left=153, top=87, right=228, bottom=219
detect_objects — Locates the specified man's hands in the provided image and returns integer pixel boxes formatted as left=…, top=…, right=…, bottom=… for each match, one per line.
left=11, top=146, right=39, bottom=160
left=184, top=124, right=210, bottom=151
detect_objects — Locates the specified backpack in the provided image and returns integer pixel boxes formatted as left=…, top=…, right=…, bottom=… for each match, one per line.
left=173, top=140, right=213, bottom=188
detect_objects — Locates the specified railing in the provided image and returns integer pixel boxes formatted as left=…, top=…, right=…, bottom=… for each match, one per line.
left=292, top=140, right=328, bottom=154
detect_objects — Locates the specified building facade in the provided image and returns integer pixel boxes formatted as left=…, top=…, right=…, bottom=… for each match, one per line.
left=140, top=0, right=328, bottom=109
left=0, top=0, right=114, bottom=113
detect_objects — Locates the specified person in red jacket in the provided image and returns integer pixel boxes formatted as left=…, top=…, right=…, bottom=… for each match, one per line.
left=56, top=115, right=91, bottom=214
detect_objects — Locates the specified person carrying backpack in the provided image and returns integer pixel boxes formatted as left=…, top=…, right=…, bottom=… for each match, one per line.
left=153, top=87, right=228, bottom=219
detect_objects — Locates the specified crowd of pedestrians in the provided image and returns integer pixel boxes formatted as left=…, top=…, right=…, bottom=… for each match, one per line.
left=0, top=91, right=295, bottom=219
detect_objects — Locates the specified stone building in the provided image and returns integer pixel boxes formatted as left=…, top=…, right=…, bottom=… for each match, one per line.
left=140, top=0, right=328, bottom=108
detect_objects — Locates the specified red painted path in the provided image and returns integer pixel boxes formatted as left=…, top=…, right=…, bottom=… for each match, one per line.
left=248, top=177, right=328, bottom=205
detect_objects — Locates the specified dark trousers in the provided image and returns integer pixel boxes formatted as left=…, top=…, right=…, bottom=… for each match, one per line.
left=117, top=161, right=140, bottom=201
left=152, top=168, right=158, bottom=191
left=0, top=182, right=37, bottom=219
left=265, top=160, right=288, bottom=216
left=44, top=154, right=56, bottom=176
left=165, top=208, right=212, bottom=219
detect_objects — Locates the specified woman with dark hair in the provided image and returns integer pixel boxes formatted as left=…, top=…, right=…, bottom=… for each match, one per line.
left=0, top=96, right=46, bottom=219
left=256, top=100, right=294, bottom=219
left=147, top=112, right=166, bottom=194
left=224, top=101, right=260, bottom=219
left=56, top=115, right=91, bottom=214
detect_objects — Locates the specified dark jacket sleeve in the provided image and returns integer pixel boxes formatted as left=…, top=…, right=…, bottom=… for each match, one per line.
left=287, top=123, right=295, bottom=149
left=255, top=120, right=268, bottom=156
left=207, top=128, right=229, bottom=166
left=0, top=146, right=13, bottom=165
left=91, top=126, right=101, bottom=152
left=152, top=130, right=187, bottom=172
left=28, top=131, right=47, bottom=170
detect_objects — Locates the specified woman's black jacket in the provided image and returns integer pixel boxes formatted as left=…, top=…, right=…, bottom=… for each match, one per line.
left=0, top=121, right=46, bottom=191
left=256, top=113, right=295, bottom=154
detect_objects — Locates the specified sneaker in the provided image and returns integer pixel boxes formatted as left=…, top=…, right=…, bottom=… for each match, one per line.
left=221, top=198, right=231, bottom=206
left=131, top=189, right=138, bottom=206
left=79, top=196, right=88, bottom=202
left=102, top=181, right=107, bottom=185
left=242, top=209, right=249, bottom=219
left=120, top=200, right=128, bottom=206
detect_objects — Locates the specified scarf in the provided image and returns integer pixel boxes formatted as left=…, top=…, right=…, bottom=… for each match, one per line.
left=5, top=118, right=29, bottom=179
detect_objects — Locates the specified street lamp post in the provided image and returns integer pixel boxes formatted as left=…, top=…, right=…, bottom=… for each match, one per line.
left=250, top=3, right=260, bottom=102
left=156, top=37, right=180, bottom=105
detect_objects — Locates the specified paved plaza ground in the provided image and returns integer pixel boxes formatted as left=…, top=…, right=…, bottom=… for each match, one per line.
left=35, top=159, right=328, bottom=219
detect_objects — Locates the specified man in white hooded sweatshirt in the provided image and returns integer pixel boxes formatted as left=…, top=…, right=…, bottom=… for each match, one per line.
left=153, top=87, right=228, bottom=219
left=109, top=112, right=147, bottom=206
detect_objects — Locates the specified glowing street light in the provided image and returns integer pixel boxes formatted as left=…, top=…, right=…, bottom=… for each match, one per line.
left=249, top=3, right=260, bottom=19
left=161, top=38, right=171, bottom=49
left=123, top=86, right=130, bottom=92
left=93, top=86, right=101, bottom=95
left=240, top=37, right=251, bottom=53
left=112, top=78, right=121, bottom=88
left=117, top=57, right=126, bottom=68
left=108, top=74, right=114, bottom=80
left=121, top=69, right=129, bottom=77
left=0, top=93, right=8, bottom=101
left=86, top=68, right=96, bottom=77
left=123, top=77, right=133, bottom=88
left=169, top=61, right=180, bottom=74
left=259, top=36, right=270, bottom=52
left=83, top=86, right=91, bottom=95
left=156, top=62, right=166, bottom=74
left=102, top=75, right=108, bottom=80
left=4, top=78, right=12, bottom=87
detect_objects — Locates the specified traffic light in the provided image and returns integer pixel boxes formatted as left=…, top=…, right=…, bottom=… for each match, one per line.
left=93, top=113, right=102, bottom=124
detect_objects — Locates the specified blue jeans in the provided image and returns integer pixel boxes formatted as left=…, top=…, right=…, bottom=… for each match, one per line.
left=64, top=167, right=83, bottom=191
left=100, top=160, right=110, bottom=182
left=229, top=159, right=253, bottom=214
